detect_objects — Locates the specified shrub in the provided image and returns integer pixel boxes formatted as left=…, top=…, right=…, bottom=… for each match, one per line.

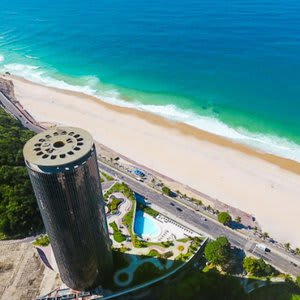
left=217, top=212, right=232, bottom=225
left=33, top=234, right=50, bottom=246
left=162, top=186, right=172, bottom=196
left=148, top=249, right=160, bottom=257
left=178, top=245, right=184, bottom=252
left=162, top=241, right=174, bottom=248
left=109, top=222, right=126, bottom=243
left=243, top=256, right=275, bottom=277
left=107, top=196, right=122, bottom=214
left=101, top=172, right=114, bottom=181
left=204, top=236, right=230, bottom=268
left=162, top=251, right=174, bottom=259
left=296, top=276, right=300, bottom=288
left=143, top=205, right=159, bottom=217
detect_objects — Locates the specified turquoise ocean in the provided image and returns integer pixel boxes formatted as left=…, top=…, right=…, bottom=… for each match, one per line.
left=0, top=0, right=300, bottom=161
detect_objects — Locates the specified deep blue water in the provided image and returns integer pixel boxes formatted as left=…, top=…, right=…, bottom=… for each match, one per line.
left=0, top=0, right=300, bottom=160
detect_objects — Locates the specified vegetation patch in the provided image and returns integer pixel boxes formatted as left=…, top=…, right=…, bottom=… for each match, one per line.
left=0, top=108, right=43, bottom=239
left=204, top=236, right=230, bottom=269
left=109, top=221, right=126, bottom=243
left=178, top=245, right=184, bottom=252
left=148, top=249, right=161, bottom=257
left=132, top=262, right=164, bottom=285
left=189, top=197, right=203, bottom=206
left=104, top=182, right=135, bottom=202
left=137, top=202, right=159, bottom=217
left=162, top=250, right=174, bottom=259
left=101, top=172, right=114, bottom=181
left=217, top=212, right=232, bottom=226
left=177, top=237, right=191, bottom=243
left=160, top=269, right=246, bottom=300
left=243, top=256, right=278, bottom=277
left=162, top=186, right=172, bottom=196
left=33, top=234, right=50, bottom=246
left=107, top=196, right=122, bottom=214
left=249, top=282, right=300, bottom=300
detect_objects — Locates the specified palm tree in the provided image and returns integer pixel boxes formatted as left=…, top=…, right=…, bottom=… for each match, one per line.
left=235, top=216, right=241, bottom=223
left=284, top=242, right=291, bottom=251
left=262, top=232, right=269, bottom=240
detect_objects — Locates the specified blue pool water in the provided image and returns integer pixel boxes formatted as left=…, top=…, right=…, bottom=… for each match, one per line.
left=0, top=0, right=300, bottom=160
left=134, top=209, right=161, bottom=238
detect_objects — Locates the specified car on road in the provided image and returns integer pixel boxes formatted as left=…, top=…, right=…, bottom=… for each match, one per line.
left=257, top=243, right=271, bottom=252
left=170, top=202, right=175, bottom=206
left=290, top=261, right=297, bottom=267
left=176, top=207, right=183, bottom=212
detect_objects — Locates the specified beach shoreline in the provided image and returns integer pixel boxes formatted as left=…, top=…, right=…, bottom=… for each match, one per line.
left=3, top=73, right=300, bottom=246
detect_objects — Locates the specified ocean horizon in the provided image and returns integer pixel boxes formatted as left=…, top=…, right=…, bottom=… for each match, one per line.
left=1, top=0, right=300, bottom=161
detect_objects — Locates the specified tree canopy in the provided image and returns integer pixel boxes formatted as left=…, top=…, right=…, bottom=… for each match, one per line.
left=162, top=186, right=172, bottom=196
left=0, top=108, right=43, bottom=239
left=217, top=212, right=232, bottom=225
left=296, top=276, right=300, bottom=288
left=160, top=269, right=246, bottom=300
left=204, top=236, right=231, bottom=267
left=243, top=257, right=274, bottom=277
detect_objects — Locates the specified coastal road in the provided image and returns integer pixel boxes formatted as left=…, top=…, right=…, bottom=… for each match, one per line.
left=1, top=87, right=299, bottom=277
left=0, top=91, right=44, bottom=133
left=98, top=160, right=300, bottom=277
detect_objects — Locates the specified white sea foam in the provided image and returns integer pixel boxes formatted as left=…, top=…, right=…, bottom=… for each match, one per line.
left=1, top=63, right=97, bottom=95
left=0, top=55, right=4, bottom=63
left=25, top=55, right=39, bottom=60
left=1, top=62, right=300, bottom=162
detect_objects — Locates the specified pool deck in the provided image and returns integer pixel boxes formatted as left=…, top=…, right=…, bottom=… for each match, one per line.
left=106, top=191, right=196, bottom=257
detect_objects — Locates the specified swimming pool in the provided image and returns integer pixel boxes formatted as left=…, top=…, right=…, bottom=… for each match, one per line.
left=134, top=209, right=161, bottom=239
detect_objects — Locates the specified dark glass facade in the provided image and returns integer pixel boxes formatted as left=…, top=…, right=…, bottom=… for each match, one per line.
left=25, top=145, right=112, bottom=290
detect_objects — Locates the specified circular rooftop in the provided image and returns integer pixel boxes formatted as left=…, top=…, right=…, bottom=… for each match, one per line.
left=23, top=126, right=94, bottom=166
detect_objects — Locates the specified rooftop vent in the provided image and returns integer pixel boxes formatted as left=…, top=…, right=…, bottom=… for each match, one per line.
left=32, top=129, right=85, bottom=160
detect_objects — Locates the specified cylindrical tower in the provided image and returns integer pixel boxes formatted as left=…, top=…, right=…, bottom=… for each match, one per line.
left=23, top=126, right=112, bottom=291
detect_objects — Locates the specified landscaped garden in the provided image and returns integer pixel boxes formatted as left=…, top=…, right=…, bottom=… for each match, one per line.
left=109, top=221, right=127, bottom=243
left=107, top=196, right=123, bottom=214
left=104, top=182, right=205, bottom=290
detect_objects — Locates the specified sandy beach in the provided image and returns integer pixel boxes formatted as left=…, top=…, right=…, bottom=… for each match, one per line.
left=5, top=74, right=300, bottom=247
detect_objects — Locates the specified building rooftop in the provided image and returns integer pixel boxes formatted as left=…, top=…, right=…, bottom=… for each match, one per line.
left=23, top=126, right=94, bottom=167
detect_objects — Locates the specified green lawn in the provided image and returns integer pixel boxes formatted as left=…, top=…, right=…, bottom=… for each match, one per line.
left=138, top=203, right=159, bottom=217
left=109, top=221, right=126, bottom=243
left=147, top=249, right=161, bottom=257
left=107, top=196, right=122, bottom=214
left=101, top=172, right=114, bottom=181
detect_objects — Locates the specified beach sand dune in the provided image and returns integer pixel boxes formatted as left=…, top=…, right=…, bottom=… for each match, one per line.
left=9, top=75, right=300, bottom=247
